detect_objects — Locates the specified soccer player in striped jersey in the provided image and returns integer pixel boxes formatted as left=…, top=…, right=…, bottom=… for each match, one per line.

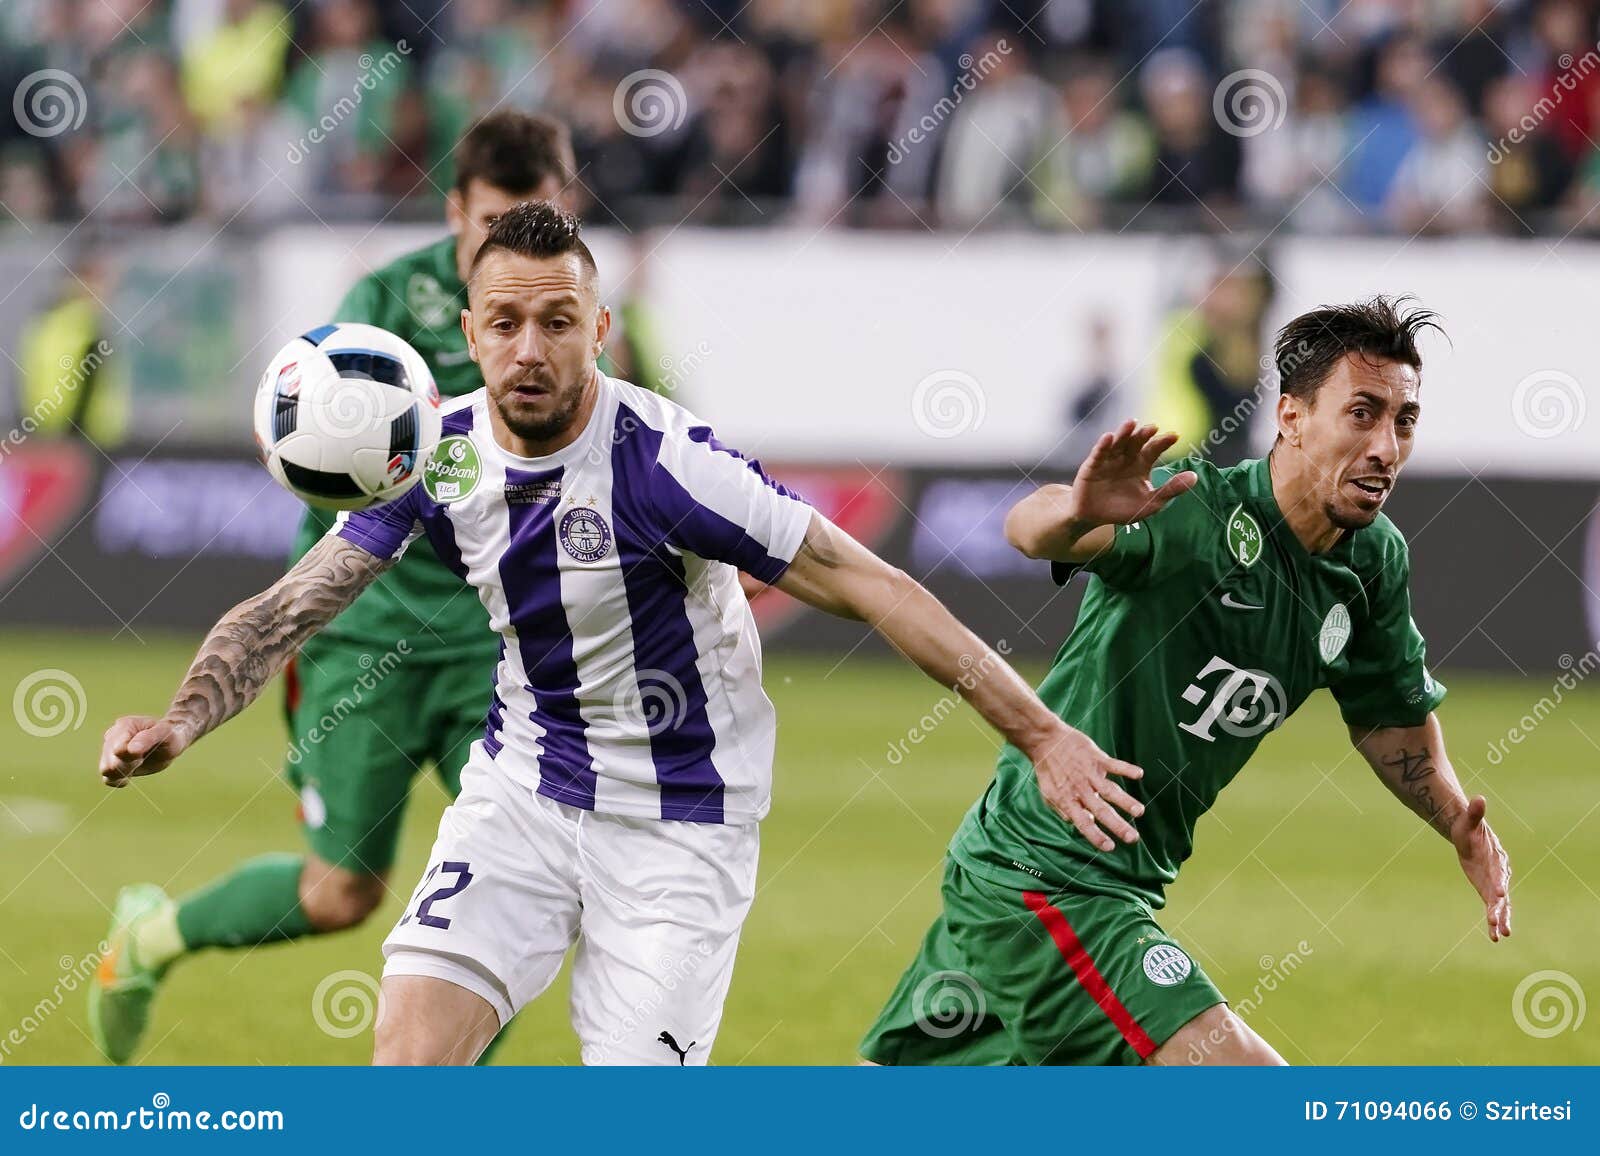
left=95, top=201, right=1146, bottom=1065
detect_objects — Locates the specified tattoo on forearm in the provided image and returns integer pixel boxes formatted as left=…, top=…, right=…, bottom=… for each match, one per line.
left=167, top=537, right=391, bottom=740
left=1383, top=745, right=1444, bottom=827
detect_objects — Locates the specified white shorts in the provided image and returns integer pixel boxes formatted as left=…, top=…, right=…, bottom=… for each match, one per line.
left=382, top=756, right=758, bottom=1066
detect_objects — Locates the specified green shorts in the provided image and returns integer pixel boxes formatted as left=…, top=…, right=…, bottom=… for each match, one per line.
left=861, top=858, right=1224, bottom=1065
left=283, top=632, right=495, bottom=875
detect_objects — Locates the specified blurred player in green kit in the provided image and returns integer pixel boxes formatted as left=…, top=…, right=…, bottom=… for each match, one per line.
left=91, top=112, right=586, bottom=1062
left=862, top=297, right=1514, bottom=1065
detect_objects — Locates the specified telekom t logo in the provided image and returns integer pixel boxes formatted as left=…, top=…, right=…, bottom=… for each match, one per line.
left=1178, top=656, right=1282, bottom=742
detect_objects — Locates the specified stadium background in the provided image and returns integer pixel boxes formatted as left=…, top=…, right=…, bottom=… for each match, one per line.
left=1, top=0, right=1597, bottom=1064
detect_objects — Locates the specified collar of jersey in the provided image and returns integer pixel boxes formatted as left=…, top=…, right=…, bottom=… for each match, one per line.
left=1247, top=453, right=1357, bottom=564
left=477, top=374, right=611, bottom=472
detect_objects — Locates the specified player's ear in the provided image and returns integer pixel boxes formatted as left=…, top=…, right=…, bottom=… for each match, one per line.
left=445, top=190, right=466, bottom=238
left=461, top=307, right=479, bottom=363
left=593, top=304, right=611, bottom=359
left=1276, top=392, right=1303, bottom=448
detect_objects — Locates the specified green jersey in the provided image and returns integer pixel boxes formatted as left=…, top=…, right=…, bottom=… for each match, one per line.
left=951, top=455, right=1446, bottom=907
left=288, top=236, right=490, bottom=657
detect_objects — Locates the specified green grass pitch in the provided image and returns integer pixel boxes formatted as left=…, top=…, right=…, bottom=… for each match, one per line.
left=1, top=629, right=1595, bottom=1064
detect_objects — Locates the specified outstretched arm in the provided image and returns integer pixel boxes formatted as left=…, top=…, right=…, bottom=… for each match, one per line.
left=775, top=512, right=1145, bottom=851
left=1005, top=421, right=1196, bottom=563
left=1350, top=713, right=1512, bottom=941
left=99, top=535, right=393, bottom=788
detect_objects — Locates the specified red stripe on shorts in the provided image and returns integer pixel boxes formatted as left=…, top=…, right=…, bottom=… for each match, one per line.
left=1022, top=890, right=1158, bottom=1059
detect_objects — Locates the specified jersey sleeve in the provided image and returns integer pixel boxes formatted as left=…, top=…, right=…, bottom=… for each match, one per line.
left=1050, top=464, right=1206, bottom=590
left=649, top=426, right=813, bottom=583
left=332, top=486, right=423, bottom=561
left=1328, top=532, right=1447, bottom=729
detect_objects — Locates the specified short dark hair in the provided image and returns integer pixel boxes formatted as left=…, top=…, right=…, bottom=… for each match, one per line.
left=1275, top=295, right=1443, bottom=402
left=470, top=200, right=598, bottom=285
left=453, top=110, right=574, bottom=196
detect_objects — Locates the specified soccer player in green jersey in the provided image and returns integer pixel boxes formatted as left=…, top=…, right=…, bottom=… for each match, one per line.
left=862, top=297, right=1514, bottom=1066
left=89, top=112, right=580, bottom=1063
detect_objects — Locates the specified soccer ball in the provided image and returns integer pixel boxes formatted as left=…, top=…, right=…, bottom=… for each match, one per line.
left=253, top=323, right=442, bottom=511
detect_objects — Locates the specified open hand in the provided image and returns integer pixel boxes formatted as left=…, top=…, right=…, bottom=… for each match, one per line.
left=1067, top=421, right=1198, bottom=529
left=1027, top=722, right=1145, bottom=852
left=1452, top=795, right=1512, bottom=941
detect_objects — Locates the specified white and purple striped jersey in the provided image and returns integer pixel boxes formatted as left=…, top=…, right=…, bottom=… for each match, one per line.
left=334, top=374, right=813, bottom=825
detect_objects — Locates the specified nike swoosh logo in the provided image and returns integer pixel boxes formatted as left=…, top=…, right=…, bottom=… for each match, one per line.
left=1220, top=592, right=1264, bottom=611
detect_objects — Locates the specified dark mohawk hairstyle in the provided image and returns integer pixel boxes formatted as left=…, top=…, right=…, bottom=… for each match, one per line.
left=1274, top=295, right=1443, bottom=402
left=469, top=200, right=597, bottom=284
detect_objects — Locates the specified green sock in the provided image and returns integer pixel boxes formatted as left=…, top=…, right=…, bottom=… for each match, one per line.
left=174, top=852, right=317, bottom=955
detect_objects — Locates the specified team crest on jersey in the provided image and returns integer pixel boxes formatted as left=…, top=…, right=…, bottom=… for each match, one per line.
left=1318, top=602, right=1351, bottom=663
left=422, top=436, right=481, bottom=503
left=559, top=506, right=612, bottom=562
left=1142, top=943, right=1193, bottom=987
left=1225, top=504, right=1263, bottom=567
left=406, top=272, right=455, bottom=329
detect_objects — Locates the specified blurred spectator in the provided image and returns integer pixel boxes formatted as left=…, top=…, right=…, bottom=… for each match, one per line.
left=936, top=35, right=1054, bottom=228
left=0, top=0, right=1590, bottom=235
left=17, top=255, right=129, bottom=446
left=1483, top=74, right=1573, bottom=230
left=1387, top=75, right=1489, bottom=234
left=1030, top=57, right=1155, bottom=228
left=1141, top=49, right=1242, bottom=216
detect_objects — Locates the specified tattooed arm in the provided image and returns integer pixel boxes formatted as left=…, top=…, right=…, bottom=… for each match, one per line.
left=774, top=511, right=1146, bottom=852
left=98, top=536, right=394, bottom=788
left=1350, top=713, right=1513, bottom=941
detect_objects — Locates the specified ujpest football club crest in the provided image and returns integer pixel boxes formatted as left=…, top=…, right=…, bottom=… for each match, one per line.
left=422, top=436, right=481, bottom=503
left=559, top=506, right=612, bottom=562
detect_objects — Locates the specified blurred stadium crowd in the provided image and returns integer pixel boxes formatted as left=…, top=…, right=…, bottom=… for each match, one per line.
left=5, top=0, right=1600, bottom=234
